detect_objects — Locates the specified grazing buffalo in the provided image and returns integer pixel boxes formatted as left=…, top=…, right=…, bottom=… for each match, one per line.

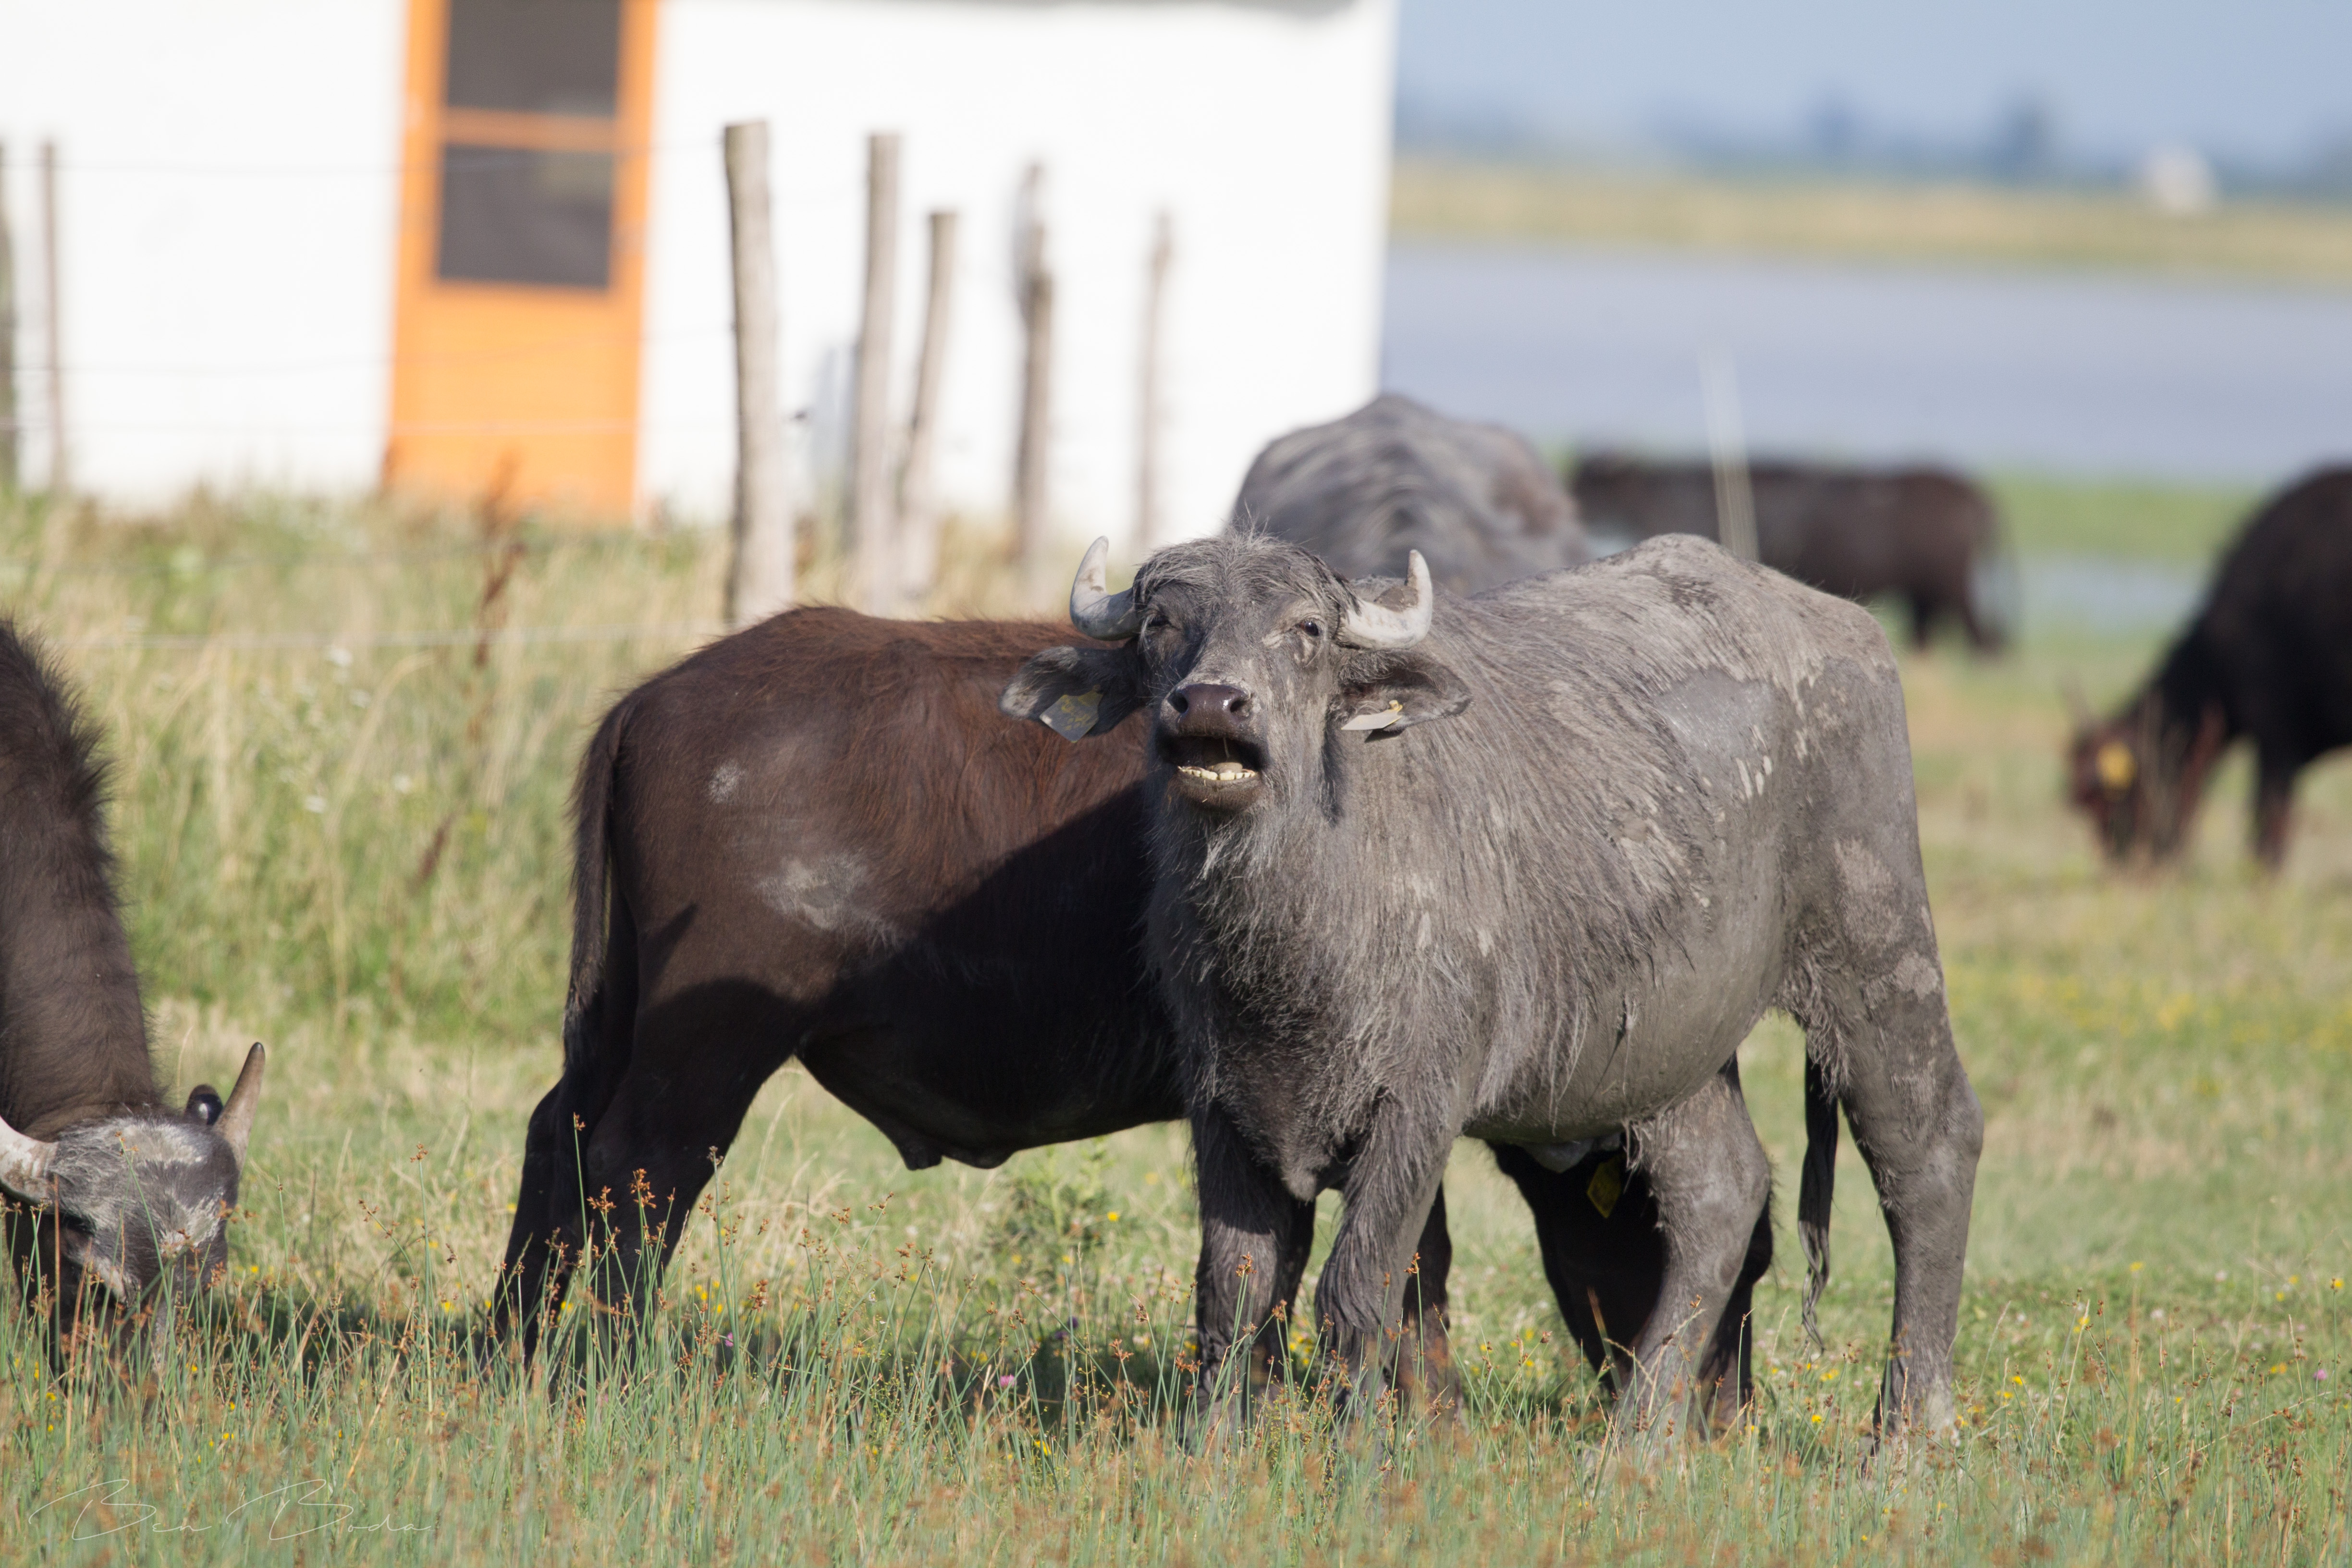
left=0, top=620, right=266, bottom=1354
left=494, top=609, right=1767, bottom=1415
left=1234, top=394, right=1591, bottom=593
left=1004, top=533, right=1982, bottom=1442
left=2068, top=466, right=2352, bottom=868
left=1570, top=454, right=2009, bottom=650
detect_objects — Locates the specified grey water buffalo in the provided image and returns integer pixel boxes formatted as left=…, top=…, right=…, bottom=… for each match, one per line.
left=493, top=608, right=1764, bottom=1415
left=1003, top=533, right=1982, bottom=1442
left=0, top=619, right=266, bottom=1354
left=1570, top=454, right=2009, bottom=650
left=1234, top=394, right=1591, bottom=593
left=2069, top=466, right=2352, bottom=869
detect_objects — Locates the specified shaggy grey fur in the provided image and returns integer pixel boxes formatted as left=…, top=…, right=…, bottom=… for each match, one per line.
left=1004, top=533, right=1982, bottom=1443
left=1231, top=394, right=1591, bottom=593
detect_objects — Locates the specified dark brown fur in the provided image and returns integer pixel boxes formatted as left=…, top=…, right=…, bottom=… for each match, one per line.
left=2069, top=466, right=2352, bottom=867
left=1571, top=454, right=2007, bottom=649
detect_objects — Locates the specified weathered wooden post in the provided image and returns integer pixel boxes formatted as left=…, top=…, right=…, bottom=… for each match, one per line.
left=0, top=142, right=18, bottom=493
left=39, top=140, right=64, bottom=496
left=1012, top=164, right=1054, bottom=591
left=1136, top=209, right=1173, bottom=550
left=895, top=208, right=957, bottom=609
left=723, top=120, right=794, bottom=627
left=849, top=132, right=900, bottom=613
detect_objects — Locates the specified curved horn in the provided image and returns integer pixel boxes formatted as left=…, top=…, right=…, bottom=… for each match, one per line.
left=215, top=1042, right=267, bottom=1167
left=1336, top=550, right=1435, bottom=650
left=1068, top=538, right=1144, bottom=642
left=0, top=1111, right=58, bottom=1203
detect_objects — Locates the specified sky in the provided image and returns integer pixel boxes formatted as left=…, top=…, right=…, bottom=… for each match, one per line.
left=1394, top=0, right=2352, bottom=169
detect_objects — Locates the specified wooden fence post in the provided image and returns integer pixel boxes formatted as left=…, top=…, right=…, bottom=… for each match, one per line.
left=0, top=142, right=17, bottom=493
left=1013, top=164, right=1053, bottom=589
left=1136, top=209, right=1172, bottom=551
left=40, top=140, right=64, bottom=496
left=849, top=132, right=900, bottom=613
left=723, top=120, right=794, bottom=627
left=895, top=208, right=957, bottom=609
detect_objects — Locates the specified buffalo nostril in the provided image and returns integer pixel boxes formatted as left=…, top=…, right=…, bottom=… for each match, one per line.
left=1173, top=683, right=1250, bottom=722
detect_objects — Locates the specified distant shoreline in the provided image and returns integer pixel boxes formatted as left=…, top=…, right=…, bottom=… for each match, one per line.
left=1391, top=157, right=2352, bottom=288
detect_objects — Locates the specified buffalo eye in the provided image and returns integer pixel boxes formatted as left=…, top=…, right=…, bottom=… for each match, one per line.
left=1297, top=619, right=1325, bottom=640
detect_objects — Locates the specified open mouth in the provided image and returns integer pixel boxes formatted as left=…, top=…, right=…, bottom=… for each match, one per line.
left=1159, top=733, right=1266, bottom=801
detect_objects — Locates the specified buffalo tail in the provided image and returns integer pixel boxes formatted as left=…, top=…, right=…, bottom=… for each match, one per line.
left=563, top=699, right=627, bottom=1074
left=1798, top=1052, right=1839, bottom=1348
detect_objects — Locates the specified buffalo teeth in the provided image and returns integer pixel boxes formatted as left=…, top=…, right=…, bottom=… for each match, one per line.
left=1178, top=762, right=1258, bottom=784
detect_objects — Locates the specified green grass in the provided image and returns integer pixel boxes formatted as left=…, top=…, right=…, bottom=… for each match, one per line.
left=1393, top=158, right=2352, bottom=287
left=2, top=488, right=2350, bottom=1563
left=1989, top=474, right=2257, bottom=565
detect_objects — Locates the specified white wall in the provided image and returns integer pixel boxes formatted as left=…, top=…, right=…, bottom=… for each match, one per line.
left=0, top=0, right=406, bottom=500
left=640, top=0, right=1398, bottom=550
left=0, top=0, right=1396, bottom=544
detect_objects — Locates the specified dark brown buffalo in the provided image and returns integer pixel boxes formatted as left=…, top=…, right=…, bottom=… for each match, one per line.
left=493, top=608, right=1766, bottom=1411
left=2069, top=466, right=2352, bottom=868
left=1570, top=453, right=2008, bottom=649
left=0, top=619, right=266, bottom=1355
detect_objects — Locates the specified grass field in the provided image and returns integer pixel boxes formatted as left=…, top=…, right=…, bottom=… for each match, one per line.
left=1393, top=158, right=2352, bottom=287
left=1, top=486, right=2348, bottom=1563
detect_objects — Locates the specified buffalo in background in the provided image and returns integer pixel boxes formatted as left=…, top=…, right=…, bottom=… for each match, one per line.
left=2068, top=466, right=2352, bottom=868
left=1232, top=394, right=1592, bottom=593
left=1570, top=453, right=2010, bottom=651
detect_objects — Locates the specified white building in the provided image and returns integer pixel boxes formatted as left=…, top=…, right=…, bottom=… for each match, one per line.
left=0, top=0, right=1397, bottom=550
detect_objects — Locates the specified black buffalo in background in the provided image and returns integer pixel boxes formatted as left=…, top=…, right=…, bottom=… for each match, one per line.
left=1569, top=453, right=2010, bottom=651
left=2068, top=466, right=2352, bottom=869
left=1231, top=394, right=1592, bottom=593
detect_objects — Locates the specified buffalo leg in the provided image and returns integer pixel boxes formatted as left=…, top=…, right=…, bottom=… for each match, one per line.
left=562, top=991, right=794, bottom=1365
left=492, top=906, right=641, bottom=1363
left=1818, top=979, right=1983, bottom=1441
left=1307, top=1109, right=1450, bottom=1419
left=2253, top=750, right=2299, bottom=869
left=1391, top=1186, right=1461, bottom=1418
left=1615, top=1063, right=1771, bottom=1445
left=1188, top=1105, right=1316, bottom=1433
left=490, top=1081, right=593, bottom=1360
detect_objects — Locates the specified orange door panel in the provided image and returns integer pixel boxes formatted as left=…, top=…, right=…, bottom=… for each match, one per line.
left=387, top=0, right=657, bottom=520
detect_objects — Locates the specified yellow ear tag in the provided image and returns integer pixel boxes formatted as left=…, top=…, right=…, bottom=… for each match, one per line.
left=1340, top=699, right=1407, bottom=733
left=1586, top=1154, right=1625, bottom=1220
left=2095, top=740, right=2137, bottom=791
left=1039, top=690, right=1102, bottom=742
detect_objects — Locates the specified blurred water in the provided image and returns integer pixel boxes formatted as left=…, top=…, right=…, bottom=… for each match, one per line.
left=1382, top=241, right=2352, bottom=483
left=2021, top=553, right=2203, bottom=635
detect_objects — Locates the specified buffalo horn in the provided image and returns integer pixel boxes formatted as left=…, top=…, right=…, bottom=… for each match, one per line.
left=0, top=1112, right=58, bottom=1202
left=1068, top=538, right=1144, bottom=642
left=216, top=1042, right=267, bottom=1166
left=1337, top=551, right=1435, bottom=650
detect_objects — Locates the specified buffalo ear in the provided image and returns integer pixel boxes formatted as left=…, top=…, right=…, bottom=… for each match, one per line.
left=1336, top=652, right=1472, bottom=735
left=1000, top=645, right=1149, bottom=741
